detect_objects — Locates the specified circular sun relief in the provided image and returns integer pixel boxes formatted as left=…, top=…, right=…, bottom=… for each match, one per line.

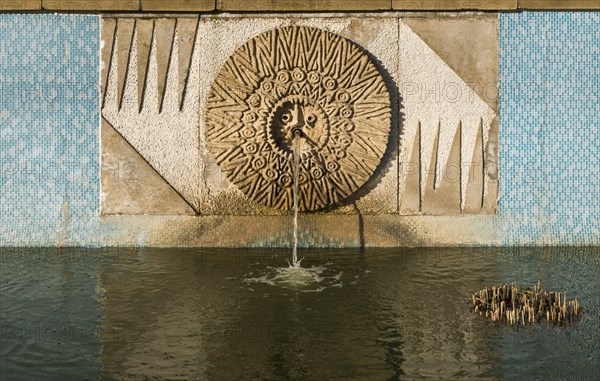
left=205, top=26, right=391, bottom=211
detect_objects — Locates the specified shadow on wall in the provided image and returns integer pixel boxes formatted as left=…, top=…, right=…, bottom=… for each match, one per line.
left=331, top=40, right=403, bottom=248
left=332, top=41, right=404, bottom=213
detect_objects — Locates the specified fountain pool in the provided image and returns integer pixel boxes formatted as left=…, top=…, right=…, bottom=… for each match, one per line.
left=1, top=246, right=598, bottom=380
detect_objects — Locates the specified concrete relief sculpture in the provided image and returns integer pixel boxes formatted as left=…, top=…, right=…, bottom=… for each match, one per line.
left=100, top=16, right=498, bottom=220
left=205, top=26, right=391, bottom=211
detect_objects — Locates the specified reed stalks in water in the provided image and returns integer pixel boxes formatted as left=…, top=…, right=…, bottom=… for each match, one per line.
left=470, top=281, right=584, bottom=325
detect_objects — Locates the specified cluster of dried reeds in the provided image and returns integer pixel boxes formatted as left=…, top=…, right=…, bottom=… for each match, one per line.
left=471, top=282, right=583, bottom=325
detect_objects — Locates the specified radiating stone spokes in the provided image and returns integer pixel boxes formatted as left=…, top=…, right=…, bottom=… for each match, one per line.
left=205, top=26, right=392, bottom=212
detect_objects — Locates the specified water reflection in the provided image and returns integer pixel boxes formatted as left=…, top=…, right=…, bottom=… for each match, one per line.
left=358, top=248, right=499, bottom=380
left=0, top=248, right=103, bottom=381
left=97, top=248, right=503, bottom=380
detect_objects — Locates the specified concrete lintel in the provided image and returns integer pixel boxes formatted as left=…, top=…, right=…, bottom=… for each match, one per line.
left=142, top=0, right=215, bottom=12
left=218, top=0, right=392, bottom=12
left=3, top=2, right=599, bottom=12
left=519, top=0, right=600, bottom=10
left=393, top=0, right=517, bottom=11
left=42, top=0, right=140, bottom=11
left=1, top=0, right=41, bottom=10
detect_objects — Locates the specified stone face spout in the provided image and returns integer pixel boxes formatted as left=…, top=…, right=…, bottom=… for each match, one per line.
left=205, top=26, right=392, bottom=212
left=271, top=97, right=329, bottom=155
left=292, top=128, right=303, bottom=139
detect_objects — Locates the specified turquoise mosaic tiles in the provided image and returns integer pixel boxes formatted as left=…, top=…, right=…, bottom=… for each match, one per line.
left=0, top=14, right=100, bottom=246
left=499, top=12, right=600, bottom=245
left=0, top=13, right=598, bottom=246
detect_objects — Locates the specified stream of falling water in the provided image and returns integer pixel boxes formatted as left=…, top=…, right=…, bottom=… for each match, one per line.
left=244, top=133, right=346, bottom=290
left=292, top=134, right=301, bottom=267
left=244, top=134, right=345, bottom=290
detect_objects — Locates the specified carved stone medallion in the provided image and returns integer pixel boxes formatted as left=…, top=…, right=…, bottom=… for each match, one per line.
left=205, top=26, right=391, bottom=211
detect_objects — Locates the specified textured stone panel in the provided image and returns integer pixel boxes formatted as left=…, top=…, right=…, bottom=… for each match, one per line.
left=219, top=0, right=391, bottom=11
left=401, top=15, right=499, bottom=215
left=205, top=26, right=392, bottom=212
left=101, top=119, right=196, bottom=215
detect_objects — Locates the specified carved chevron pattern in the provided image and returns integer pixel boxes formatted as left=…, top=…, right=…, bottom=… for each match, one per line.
left=101, top=17, right=199, bottom=112
left=400, top=119, right=491, bottom=215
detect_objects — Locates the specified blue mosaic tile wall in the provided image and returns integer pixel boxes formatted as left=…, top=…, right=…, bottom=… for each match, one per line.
left=0, top=14, right=100, bottom=246
left=499, top=12, right=600, bottom=245
left=0, top=13, right=598, bottom=246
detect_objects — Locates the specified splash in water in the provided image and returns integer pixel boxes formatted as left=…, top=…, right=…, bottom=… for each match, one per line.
left=244, top=264, right=343, bottom=292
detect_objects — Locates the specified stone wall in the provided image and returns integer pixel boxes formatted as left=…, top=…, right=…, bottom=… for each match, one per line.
left=0, top=11, right=598, bottom=247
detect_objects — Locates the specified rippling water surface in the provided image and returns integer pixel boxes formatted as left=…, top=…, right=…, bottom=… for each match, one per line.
left=1, top=247, right=599, bottom=381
